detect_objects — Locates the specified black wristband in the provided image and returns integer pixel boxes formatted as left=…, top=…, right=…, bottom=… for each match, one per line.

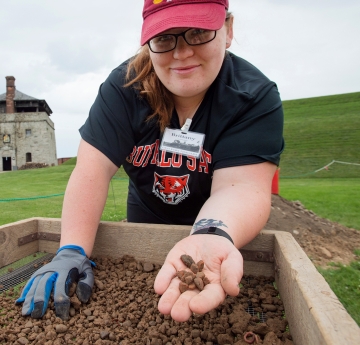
left=191, top=227, right=234, bottom=245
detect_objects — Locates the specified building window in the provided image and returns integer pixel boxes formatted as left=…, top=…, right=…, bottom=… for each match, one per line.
left=3, top=134, right=10, bottom=143
left=26, top=129, right=32, bottom=136
left=26, top=152, right=32, bottom=163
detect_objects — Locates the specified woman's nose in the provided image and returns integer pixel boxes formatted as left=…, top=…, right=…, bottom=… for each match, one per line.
left=172, top=37, right=194, bottom=59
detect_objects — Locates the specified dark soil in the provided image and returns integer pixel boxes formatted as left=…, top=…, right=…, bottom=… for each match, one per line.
left=1, top=255, right=293, bottom=345
left=1, top=194, right=359, bottom=344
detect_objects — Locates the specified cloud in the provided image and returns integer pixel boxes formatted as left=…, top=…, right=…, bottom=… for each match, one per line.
left=0, top=0, right=359, bottom=157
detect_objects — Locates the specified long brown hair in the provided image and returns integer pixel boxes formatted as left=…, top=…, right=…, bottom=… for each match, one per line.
left=125, top=46, right=173, bottom=132
left=125, top=12, right=232, bottom=132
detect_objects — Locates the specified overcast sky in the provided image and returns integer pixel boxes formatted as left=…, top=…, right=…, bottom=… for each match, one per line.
left=1, top=0, right=359, bottom=158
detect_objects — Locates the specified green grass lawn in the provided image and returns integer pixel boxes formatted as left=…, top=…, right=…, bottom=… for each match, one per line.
left=279, top=178, right=360, bottom=230
left=0, top=163, right=129, bottom=226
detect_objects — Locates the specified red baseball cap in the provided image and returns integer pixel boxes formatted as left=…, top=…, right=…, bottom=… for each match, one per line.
left=141, top=0, right=229, bottom=46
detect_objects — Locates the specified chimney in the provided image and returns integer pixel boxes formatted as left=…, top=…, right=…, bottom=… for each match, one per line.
left=5, top=76, right=16, bottom=113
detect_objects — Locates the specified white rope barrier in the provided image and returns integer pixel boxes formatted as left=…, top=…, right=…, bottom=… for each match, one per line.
left=282, top=160, right=360, bottom=178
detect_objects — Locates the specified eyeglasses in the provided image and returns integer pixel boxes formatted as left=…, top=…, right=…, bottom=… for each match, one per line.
left=148, top=28, right=217, bottom=53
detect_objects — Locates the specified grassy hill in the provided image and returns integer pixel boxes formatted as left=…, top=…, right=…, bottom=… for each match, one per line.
left=280, top=92, right=360, bottom=178
left=60, top=92, right=360, bottom=179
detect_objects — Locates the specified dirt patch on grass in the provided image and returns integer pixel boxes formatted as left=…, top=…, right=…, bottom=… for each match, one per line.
left=266, top=195, right=360, bottom=267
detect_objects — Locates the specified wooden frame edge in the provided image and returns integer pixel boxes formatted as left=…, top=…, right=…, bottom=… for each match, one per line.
left=274, top=231, right=360, bottom=345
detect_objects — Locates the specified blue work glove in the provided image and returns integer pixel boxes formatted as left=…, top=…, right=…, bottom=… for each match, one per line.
left=15, top=245, right=95, bottom=320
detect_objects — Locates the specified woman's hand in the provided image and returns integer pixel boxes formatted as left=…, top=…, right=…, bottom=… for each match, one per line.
left=154, top=234, right=243, bottom=322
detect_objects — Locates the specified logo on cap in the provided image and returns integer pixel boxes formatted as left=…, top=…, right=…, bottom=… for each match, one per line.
left=153, top=0, right=173, bottom=4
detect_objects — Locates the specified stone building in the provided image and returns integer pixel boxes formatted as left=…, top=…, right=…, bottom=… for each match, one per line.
left=0, top=76, right=57, bottom=171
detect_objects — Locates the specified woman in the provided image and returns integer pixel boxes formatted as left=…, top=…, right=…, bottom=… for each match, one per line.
left=16, top=0, right=284, bottom=322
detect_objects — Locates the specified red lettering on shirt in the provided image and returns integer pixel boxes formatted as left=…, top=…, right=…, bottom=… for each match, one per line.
left=172, top=153, right=182, bottom=168
left=133, top=147, right=144, bottom=167
left=158, top=150, right=171, bottom=167
left=198, top=150, right=212, bottom=173
left=150, top=139, right=160, bottom=165
left=142, top=145, right=154, bottom=167
left=186, top=156, right=196, bottom=171
left=126, top=146, right=137, bottom=164
left=128, top=140, right=212, bottom=174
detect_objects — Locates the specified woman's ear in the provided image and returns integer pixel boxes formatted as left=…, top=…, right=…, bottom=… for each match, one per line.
left=226, top=15, right=234, bottom=49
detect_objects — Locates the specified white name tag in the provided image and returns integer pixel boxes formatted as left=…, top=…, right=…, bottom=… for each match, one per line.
left=160, top=128, right=205, bottom=158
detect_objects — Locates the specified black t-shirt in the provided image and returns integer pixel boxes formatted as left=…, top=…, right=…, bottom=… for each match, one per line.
left=79, top=52, right=284, bottom=225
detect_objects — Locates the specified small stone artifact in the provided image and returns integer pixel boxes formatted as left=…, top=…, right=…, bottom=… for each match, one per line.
left=178, top=254, right=210, bottom=293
